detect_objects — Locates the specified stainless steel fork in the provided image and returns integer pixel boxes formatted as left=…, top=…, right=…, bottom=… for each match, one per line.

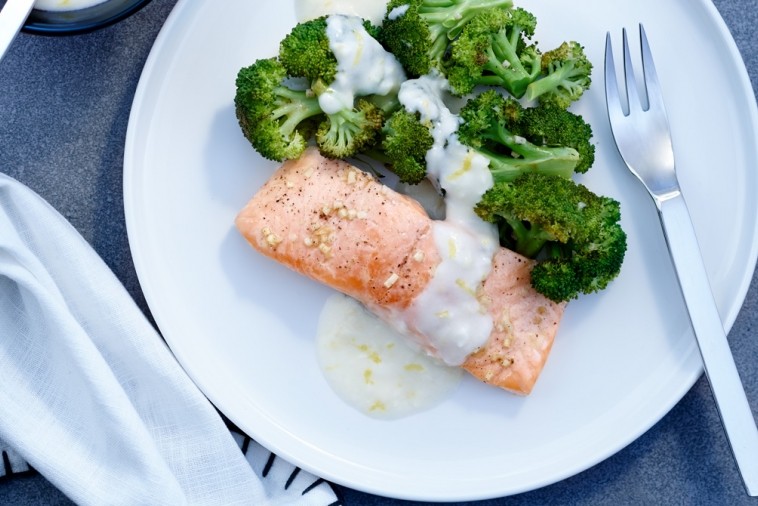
left=605, top=25, right=758, bottom=496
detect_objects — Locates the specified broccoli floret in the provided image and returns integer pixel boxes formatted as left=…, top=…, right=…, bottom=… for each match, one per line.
left=380, top=0, right=514, bottom=77
left=457, top=90, right=582, bottom=182
left=475, top=172, right=627, bottom=302
left=507, top=100, right=595, bottom=174
left=235, top=58, right=386, bottom=162
left=234, top=58, right=324, bottom=162
left=275, top=16, right=399, bottom=160
left=380, top=109, right=435, bottom=184
left=279, top=17, right=338, bottom=85
left=279, top=16, right=381, bottom=86
left=316, top=99, right=385, bottom=159
left=525, top=41, right=592, bottom=109
left=446, top=8, right=541, bottom=97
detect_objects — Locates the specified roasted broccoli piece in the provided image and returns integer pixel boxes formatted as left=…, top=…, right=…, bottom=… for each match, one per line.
left=457, top=90, right=587, bottom=181
left=278, top=16, right=381, bottom=85
left=525, top=41, right=593, bottom=108
left=235, top=57, right=386, bottom=161
left=234, top=58, right=324, bottom=162
left=475, top=172, right=627, bottom=302
left=379, top=0, right=514, bottom=77
left=506, top=99, right=595, bottom=173
left=380, top=109, right=435, bottom=184
left=446, top=8, right=541, bottom=97
left=278, top=17, right=338, bottom=85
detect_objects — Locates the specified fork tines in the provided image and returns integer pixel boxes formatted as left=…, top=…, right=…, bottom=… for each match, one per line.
left=605, top=24, right=669, bottom=120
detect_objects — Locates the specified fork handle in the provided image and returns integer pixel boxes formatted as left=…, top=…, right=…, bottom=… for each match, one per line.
left=658, top=193, right=758, bottom=496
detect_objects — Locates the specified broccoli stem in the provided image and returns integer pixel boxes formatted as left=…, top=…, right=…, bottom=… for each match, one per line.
left=466, top=119, right=580, bottom=181
left=489, top=31, right=541, bottom=96
left=480, top=147, right=579, bottom=183
left=487, top=123, right=576, bottom=161
left=419, top=0, right=454, bottom=8
left=326, top=110, right=362, bottom=148
left=428, top=26, right=451, bottom=61
left=475, top=75, right=510, bottom=87
left=419, top=0, right=514, bottom=38
left=481, top=44, right=533, bottom=97
left=484, top=45, right=525, bottom=79
left=491, top=26, right=520, bottom=62
left=525, top=63, right=584, bottom=101
left=366, top=94, right=401, bottom=115
left=504, top=216, right=554, bottom=258
left=271, top=88, right=322, bottom=137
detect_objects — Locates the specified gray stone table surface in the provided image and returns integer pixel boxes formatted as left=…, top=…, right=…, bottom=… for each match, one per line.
left=0, top=0, right=756, bottom=504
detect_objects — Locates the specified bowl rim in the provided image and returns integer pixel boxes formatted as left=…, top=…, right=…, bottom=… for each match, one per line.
left=21, top=0, right=153, bottom=36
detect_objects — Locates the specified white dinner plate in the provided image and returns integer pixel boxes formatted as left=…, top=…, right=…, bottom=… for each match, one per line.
left=123, top=0, right=758, bottom=500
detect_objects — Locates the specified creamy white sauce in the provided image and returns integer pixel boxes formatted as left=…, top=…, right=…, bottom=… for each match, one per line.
left=387, top=4, right=409, bottom=20
left=295, top=0, right=388, bottom=26
left=317, top=294, right=463, bottom=419
left=309, top=10, right=498, bottom=407
left=318, top=15, right=406, bottom=115
left=396, top=73, right=498, bottom=365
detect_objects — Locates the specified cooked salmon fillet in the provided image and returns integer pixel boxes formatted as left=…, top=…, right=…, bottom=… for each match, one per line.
left=235, top=149, right=441, bottom=309
left=466, top=249, right=565, bottom=394
left=235, top=148, right=565, bottom=395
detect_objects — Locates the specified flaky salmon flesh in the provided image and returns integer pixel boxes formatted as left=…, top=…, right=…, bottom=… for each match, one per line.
left=235, top=148, right=565, bottom=395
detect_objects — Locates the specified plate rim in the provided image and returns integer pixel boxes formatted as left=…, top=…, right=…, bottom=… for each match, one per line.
left=123, top=0, right=758, bottom=500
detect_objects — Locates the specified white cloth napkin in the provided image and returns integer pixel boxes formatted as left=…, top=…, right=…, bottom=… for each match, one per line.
left=0, top=173, right=338, bottom=506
